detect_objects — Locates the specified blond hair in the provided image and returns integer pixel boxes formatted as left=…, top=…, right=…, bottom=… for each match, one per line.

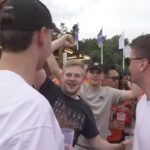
left=63, top=59, right=85, bottom=75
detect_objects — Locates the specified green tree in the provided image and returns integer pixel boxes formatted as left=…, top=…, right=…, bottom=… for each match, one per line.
left=79, top=35, right=129, bottom=72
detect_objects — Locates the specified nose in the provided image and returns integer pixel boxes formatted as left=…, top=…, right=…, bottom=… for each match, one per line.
left=92, top=72, right=99, bottom=76
left=69, top=75, right=76, bottom=80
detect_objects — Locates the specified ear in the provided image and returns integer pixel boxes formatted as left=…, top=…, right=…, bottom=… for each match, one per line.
left=138, top=59, right=149, bottom=72
left=37, top=27, right=48, bottom=46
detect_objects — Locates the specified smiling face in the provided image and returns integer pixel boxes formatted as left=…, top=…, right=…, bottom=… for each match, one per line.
left=86, top=68, right=104, bottom=87
left=61, top=65, right=84, bottom=97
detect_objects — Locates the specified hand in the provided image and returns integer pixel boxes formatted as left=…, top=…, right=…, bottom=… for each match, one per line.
left=65, top=144, right=74, bottom=150
left=112, top=143, right=125, bottom=150
left=121, top=138, right=133, bottom=150
left=109, top=120, right=124, bottom=130
left=51, top=34, right=75, bottom=53
left=59, top=34, right=75, bottom=48
left=115, top=105, right=128, bottom=112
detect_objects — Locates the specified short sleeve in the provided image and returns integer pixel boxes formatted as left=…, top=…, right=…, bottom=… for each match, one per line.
left=82, top=103, right=99, bottom=139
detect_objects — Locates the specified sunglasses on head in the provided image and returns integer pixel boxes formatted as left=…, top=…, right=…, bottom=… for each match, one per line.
left=105, top=76, right=120, bottom=81
left=125, top=57, right=144, bottom=66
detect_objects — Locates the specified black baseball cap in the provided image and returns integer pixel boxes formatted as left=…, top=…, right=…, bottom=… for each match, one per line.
left=0, top=0, right=54, bottom=31
left=88, top=62, right=103, bottom=71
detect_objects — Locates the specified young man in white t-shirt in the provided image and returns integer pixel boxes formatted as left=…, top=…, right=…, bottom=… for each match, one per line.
left=0, top=0, right=74, bottom=149
left=124, top=34, right=150, bottom=150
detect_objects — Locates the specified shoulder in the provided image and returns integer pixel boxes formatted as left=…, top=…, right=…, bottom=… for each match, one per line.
left=77, top=96, right=94, bottom=113
left=39, top=77, right=55, bottom=91
left=15, top=84, right=53, bottom=116
left=39, top=77, right=60, bottom=97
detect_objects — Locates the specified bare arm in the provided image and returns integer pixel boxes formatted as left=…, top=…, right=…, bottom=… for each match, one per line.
left=46, top=34, right=75, bottom=81
left=89, top=135, right=124, bottom=150
left=47, top=54, right=62, bottom=81
left=120, top=83, right=142, bottom=101
left=51, top=34, right=74, bottom=53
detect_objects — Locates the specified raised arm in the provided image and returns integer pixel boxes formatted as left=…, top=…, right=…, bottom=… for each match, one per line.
left=47, top=54, right=62, bottom=81
left=51, top=34, right=74, bottom=53
left=47, top=34, right=75, bottom=81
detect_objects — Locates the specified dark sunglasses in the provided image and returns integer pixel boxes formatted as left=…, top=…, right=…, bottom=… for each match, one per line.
left=125, top=57, right=144, bottom=66
left=105, top=76, right=120, bottom=81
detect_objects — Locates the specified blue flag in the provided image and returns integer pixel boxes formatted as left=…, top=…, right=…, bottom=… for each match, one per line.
left=73, top=24, right=79, bottom=43
left=72, top=24, right=79, bottom=50
left=97, top=28, right=103, bottom=47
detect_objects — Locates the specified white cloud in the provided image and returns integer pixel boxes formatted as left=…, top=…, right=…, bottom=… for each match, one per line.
left=41, top=0, right=150, bottom=42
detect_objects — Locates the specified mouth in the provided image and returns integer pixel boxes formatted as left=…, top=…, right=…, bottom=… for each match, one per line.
left=67, top=82, right=77, bottom=88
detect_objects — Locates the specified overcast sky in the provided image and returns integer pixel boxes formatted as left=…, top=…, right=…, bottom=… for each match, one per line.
left=41, top=0, right=149, bottom=42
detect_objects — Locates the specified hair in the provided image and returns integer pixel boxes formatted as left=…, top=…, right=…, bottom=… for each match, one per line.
left=103, top=65, right=117, bottom=76
left=63, top=59, right=85, bottom=75
left=0, top=12, right=33, bottom=52
left=130, top=34, right=150, bottom=59
left=0, top=46, right=2, bottom=58
left=0, top=0, right=6, bottom=9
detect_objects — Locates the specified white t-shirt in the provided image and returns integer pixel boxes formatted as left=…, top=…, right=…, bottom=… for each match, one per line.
left=0, top=71, right=64, bottom=150
left=133, top=94, right=150, bottom=150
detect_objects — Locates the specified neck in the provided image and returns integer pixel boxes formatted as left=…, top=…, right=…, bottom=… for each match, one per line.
left=0, top=51, right=37, bottom=86
left=141, top=86, right=150, bottom=101
left=89, top=84, right=101, bottom=91
left=61, top=88, right=79, bottom=100
left=137, top=76, right=150, bottom=101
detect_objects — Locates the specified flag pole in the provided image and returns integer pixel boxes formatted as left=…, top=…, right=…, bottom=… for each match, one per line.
left=123, top=54, right=125, bottom=70
left=76, top=41, right=79, bottom=50
left=101, top=42, right=103, bottom=64
left=97, top=27, right=103, bottom=64
left=119, top=31, right=125, bottom=71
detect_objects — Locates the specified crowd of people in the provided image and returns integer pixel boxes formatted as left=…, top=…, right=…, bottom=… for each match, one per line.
left=0, top=0, right=150, bottom=150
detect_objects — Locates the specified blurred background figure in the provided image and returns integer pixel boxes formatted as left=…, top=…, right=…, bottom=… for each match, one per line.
left=103, top=66, right=135, bottom=143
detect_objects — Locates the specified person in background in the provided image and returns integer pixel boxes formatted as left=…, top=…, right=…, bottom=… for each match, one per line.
left=103, top=66, right=120, bottom=89
left=0, top=0, right=66, bottom=149
left=103, top=66, right=134, bottom=143
left=75, top=61, right=141, bottom=150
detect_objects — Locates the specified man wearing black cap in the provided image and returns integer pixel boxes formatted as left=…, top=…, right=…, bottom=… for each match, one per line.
left=0, top=0, right=65, bottom=149
left=76, top=62, right=141, bottom=150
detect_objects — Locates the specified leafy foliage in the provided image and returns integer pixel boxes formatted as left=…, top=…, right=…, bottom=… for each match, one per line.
left=79, top=35, right=129, bottom=72
left=54, top=22, right=130, bottom=72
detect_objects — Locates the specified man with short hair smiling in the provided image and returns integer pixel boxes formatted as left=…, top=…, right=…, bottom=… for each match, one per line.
left=36, top=59, right=124, bottom=150
left=45, top=49, right=141, bottom=149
